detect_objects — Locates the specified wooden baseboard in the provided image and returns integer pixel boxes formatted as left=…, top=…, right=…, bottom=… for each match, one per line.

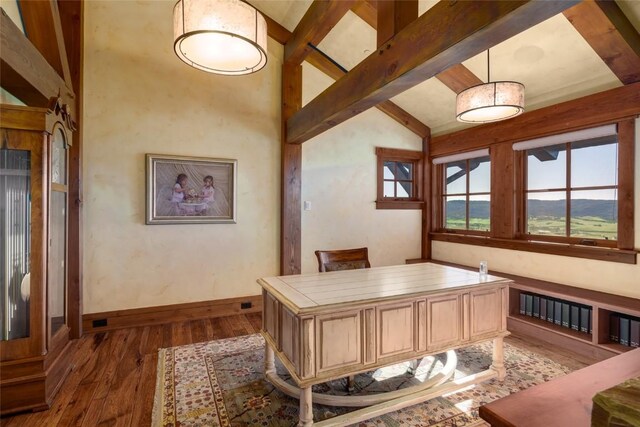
left=82, top=295, right=262, bottom=334
left=405, top=258, right=429, bottom=264
left=507, top=316, right=617, bottom=361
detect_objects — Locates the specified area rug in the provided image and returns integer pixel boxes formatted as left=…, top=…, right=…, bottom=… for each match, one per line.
left=152, top=334, right=572, bottom=426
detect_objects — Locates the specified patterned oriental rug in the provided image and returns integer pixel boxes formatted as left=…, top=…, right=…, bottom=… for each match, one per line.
left=152, top=334, right=572, bottom=426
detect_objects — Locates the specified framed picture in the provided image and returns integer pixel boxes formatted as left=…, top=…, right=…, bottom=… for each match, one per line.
left=146, top=154, right=237, bottom=224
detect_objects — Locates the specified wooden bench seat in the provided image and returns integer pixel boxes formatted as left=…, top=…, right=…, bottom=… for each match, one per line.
left=479, top=348, right=640, bottom=427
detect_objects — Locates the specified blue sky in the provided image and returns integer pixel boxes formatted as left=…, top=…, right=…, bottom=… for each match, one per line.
left=445, top=142, right=618, bottom=201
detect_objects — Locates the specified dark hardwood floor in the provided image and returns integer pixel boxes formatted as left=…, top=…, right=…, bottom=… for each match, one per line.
left=1, top=313, right=595, bottom=427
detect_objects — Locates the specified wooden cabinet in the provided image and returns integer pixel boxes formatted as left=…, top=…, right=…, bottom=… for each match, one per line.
left=0, top=103, right=78, bottom=415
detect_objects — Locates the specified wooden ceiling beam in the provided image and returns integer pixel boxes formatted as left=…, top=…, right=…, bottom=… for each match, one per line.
left=19, top=0, right=72, bottom=87
left=351, top=0, right=376, bottom=28
left=377, top=0, right=418, bottom=48
left=305, top=48, right=430, bottom=137
left=435, top=63, right=484, bottom=94
left=263, top=13, right=291, bottom=45
left=57, top=0, right=83, bottom=95
left=284, top=0, right=357, bottom=65
left=287, top=1, right=579, bottom=144
left=351, top=0, right=483, bottom=95
left=0, top=8, right=74, bottom=107
left=563, top=0, right=640, bottom=84
left=260, top=6, right=429, bottom=138
left=375, top=100, right=430, bottom=137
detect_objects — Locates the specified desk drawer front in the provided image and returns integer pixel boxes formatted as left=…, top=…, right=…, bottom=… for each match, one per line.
left=470, top=288, right=503, bottom=339
left=263, top=291, right=279, bottom=346
left=427, top=294, right=461, bottom=350
left=316, top=311, right=362, bottom=373
left=377, top=302, right=415, bottom=361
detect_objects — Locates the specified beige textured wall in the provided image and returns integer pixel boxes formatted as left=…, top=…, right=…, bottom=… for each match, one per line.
left=83, top=1, right=423, bottom=313
left=300, top=64, right=423, bottom=272
left=83, top=1, right=281, bottom=313
left=433, top=119, right=640, bottom=299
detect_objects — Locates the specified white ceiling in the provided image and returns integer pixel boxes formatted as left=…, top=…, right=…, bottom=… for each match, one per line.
left=251, top=0, right=640, bottom=137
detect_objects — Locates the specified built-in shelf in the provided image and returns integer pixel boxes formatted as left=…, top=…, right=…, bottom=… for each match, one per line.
left=507, top=282, right=639, bottom=360
left=428, top=260, right=640, bottom=361
left=508, top=313, right=593, bottom=344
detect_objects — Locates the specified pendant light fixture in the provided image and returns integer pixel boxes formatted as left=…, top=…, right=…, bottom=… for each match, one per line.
left=456, top=50, right=524, bottom=123
left=173, top=0, right=268, bottom=76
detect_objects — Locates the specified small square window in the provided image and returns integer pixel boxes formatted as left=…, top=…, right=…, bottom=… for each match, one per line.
left=375, top=148, right=423, bottom=210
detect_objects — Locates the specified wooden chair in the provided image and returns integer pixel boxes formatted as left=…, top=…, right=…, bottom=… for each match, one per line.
left=314, top=247, right=371, bottom=273
left=315, top=247, right=370, bottom=392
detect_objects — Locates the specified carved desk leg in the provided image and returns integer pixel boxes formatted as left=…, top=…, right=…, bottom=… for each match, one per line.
left=346, top=375, right=355, bottom=392
left=298, top=385, right=313, bottom=426
left=265, top=344, right=276, bottom=376
left=491, top=336, right=506, bottom=381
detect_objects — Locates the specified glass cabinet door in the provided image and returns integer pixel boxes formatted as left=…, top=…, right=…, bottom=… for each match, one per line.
left=0, top=149, right=31, bottom=341
left=49, top=128, right=68, bottom=337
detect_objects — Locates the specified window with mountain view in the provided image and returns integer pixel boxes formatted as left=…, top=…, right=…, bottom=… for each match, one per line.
left=375, top=147, right=423, bottom=209
left=442, top=156, right=491, bottom=232
left=524, top=137, right=618, bottom=244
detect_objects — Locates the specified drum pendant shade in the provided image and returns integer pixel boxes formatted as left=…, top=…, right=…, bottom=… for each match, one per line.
left=456, top=50, right=524, bottom=123
left=173, top=0, right=268, bottom=76
left=456, top=81, right=525, bottom=123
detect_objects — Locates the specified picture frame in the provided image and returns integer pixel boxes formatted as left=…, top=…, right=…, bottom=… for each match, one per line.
left=145, top=154, right=237, bottom=224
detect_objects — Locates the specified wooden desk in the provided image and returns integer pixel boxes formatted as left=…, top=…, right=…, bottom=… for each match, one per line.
left=479, top=348, right=640, bottom=427
left=258, top=262, right=512, bottom=426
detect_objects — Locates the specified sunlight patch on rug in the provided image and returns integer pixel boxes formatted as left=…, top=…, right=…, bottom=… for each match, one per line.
left=152, top=334, right=571, bottom=426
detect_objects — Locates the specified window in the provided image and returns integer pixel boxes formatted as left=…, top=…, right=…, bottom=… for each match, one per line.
left=436, top=151, right=491, bottom=233
left=519, top=127, right=618, bottom=246
left=430, top=121, right=634, bottom=264
left=375, top=147, right=423, bottom=209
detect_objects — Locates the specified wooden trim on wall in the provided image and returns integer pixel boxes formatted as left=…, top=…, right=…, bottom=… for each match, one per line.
left=58, top=0, right=84, bottom=339
left=490, top=144, right=515, bottom=239
left=82, top=295, right=263, bottom=334
left=617, top=119, right=635, bottom=250
left=422, top=133, right=432, bottom=260
left=281, top=62, right=303, bottom=275
left=431, top=233, right=637, bottom=264
left=375, top=200, right=423, bottom=210
left=431, top=83, right=640, bottom=157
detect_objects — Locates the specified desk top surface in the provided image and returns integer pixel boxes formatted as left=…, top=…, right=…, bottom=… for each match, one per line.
left=258, top=262, right=510, bottom=313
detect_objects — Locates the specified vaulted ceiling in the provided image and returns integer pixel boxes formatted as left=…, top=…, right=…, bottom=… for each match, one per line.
left=250, top=0, right=640, bottom=137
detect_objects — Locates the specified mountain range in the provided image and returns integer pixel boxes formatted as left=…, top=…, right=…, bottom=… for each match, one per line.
left=445, top=199, right=617, bottom=220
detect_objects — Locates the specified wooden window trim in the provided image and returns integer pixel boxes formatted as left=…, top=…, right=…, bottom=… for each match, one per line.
left=375, top=147, right=423, bottom=210
left=432, top=119, right=636, bottom=264
left=436, top=156, right=491, bottom=235
left=520, top=139, right=619, bottom=246
left=431, top=232, right=636, bottom=264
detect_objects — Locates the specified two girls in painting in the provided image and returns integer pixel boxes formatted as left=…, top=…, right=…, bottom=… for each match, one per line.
left=172, top=174, right=215, bottom=215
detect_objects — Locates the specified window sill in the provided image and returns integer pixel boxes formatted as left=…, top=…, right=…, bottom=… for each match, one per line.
left=430, top=232, right=637, bottom=264
left=376, top=200, right=424, bottom=210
